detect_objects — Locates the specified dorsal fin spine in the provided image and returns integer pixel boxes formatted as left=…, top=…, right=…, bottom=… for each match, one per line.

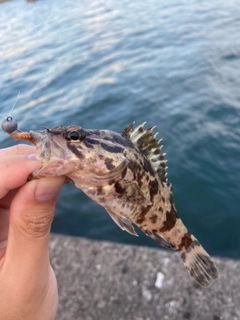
left=121, top=122, right=135, bottom=138
left=127, top=122, right=168, bottom=182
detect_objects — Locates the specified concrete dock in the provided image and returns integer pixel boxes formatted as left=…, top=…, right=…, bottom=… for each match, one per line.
left=50, top=234, right=240, bottom=320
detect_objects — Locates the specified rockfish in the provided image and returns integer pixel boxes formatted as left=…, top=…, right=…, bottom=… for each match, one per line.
left=8, top=122, right=218, bottom=286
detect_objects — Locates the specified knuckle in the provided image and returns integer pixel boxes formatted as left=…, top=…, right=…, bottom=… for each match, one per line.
left=18, top=208, right=54, bottom=237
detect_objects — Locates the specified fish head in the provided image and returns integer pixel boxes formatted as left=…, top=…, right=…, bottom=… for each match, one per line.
left=30, top=125, right=127, bottom=186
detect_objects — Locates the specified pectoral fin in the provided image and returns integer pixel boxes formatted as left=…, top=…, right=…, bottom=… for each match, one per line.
left=106, top=208, right=138, bottom=236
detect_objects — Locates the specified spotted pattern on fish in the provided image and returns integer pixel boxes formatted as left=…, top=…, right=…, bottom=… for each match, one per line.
left=18, top=122, right=219, bottom=287
left=68, top=143, right=84, bottom=159
left=106, top=159, right=116, bottom=170
left=159, top=208, right=179, bottom=232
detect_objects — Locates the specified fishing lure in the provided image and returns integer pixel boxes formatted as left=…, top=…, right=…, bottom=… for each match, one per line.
left=1, top=93, right=36, bottom=144
left=1, top=93, right=20, bottom=133
left=1, top=120, right=35, bottom=144
left=1, top=116, right=18, bottom=133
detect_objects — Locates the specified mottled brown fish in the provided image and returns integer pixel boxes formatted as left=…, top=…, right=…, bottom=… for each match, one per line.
left=8, top=122, right=218, bottom=286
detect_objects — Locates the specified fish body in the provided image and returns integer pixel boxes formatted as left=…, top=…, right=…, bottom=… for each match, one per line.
left=26, top=123, right=218, bottom=286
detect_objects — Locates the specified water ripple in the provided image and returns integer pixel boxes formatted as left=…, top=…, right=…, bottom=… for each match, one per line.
left=0, top=0, right=240, bottom=258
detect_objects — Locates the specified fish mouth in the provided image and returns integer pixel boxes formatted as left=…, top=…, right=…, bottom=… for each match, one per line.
left=30, top=130, right=45, bottom=144
left=30, top=129, right=71, bottom=164
left=8, top=129, right=77, bottom=178
left=7, top=129, right=51, bottom=161
left=29, top=130, right=52, bottom=162
left=7, top=129, right=49, bottom=145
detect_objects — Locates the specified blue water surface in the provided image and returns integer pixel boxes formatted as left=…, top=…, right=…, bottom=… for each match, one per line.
left=0, top=0, right=240, bottom=258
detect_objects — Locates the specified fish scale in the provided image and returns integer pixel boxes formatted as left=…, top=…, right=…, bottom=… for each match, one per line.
left=6, top=122, right=218, bottom=286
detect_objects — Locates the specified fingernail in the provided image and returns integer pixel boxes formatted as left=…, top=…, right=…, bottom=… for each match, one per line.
left=35, top=177, right=64, bottom=201
left=27, top=153, right=37, bottom=160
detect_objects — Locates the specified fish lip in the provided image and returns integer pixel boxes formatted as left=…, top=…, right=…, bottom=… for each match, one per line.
left=29, top=130, right=45, bottom=143
left=29, top=129, right=51, bottom=161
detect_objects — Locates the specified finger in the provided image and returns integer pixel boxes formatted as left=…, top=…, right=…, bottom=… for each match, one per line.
left=0, top=178, right=63, bottom=319
left=0, top=190, right=17, bottom=251
left=0, top=144, right=36, bottom=158
left=0, top=156, right=41, bottom=198
left=3, top=177, right=65, bottom=287
left=0, top=206, right=9, bottom=257
left=0, top=240, right=7, bottom=260
left=7, top=177, right=65, bottom=257
left=0, top=155, right=41, bottom=257
left=0, top=189, right=18, bottom=211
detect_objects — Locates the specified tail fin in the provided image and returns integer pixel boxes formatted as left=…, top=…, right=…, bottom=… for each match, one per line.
left=180, top=237, right=218, bottom=286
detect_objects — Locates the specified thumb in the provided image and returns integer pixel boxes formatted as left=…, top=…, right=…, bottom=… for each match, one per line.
left=6, top=177, right=65, bottom=269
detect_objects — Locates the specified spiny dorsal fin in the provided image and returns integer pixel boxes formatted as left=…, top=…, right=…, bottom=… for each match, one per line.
left=122, top=122, right=168, bottom=182
left=122, top=122, right=135, bottom=138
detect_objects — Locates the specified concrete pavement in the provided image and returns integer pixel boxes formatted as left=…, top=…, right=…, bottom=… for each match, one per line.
left=50, top=234, right=240, bottom=320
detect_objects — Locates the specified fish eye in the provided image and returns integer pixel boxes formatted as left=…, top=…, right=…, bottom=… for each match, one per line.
left=69, top=131, right=81, bottom=141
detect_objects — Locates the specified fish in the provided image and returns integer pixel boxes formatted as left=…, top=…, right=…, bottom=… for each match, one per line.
left=7, top=122, right=218, bottom=286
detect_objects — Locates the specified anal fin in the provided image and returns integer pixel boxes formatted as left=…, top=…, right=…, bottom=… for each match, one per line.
left=106, top=208, right=138, bottom=237
left=142, top=229, right=176, bottom=250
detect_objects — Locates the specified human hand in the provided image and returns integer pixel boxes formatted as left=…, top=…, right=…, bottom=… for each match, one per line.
left=0, top=145, right=65, bottom=320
